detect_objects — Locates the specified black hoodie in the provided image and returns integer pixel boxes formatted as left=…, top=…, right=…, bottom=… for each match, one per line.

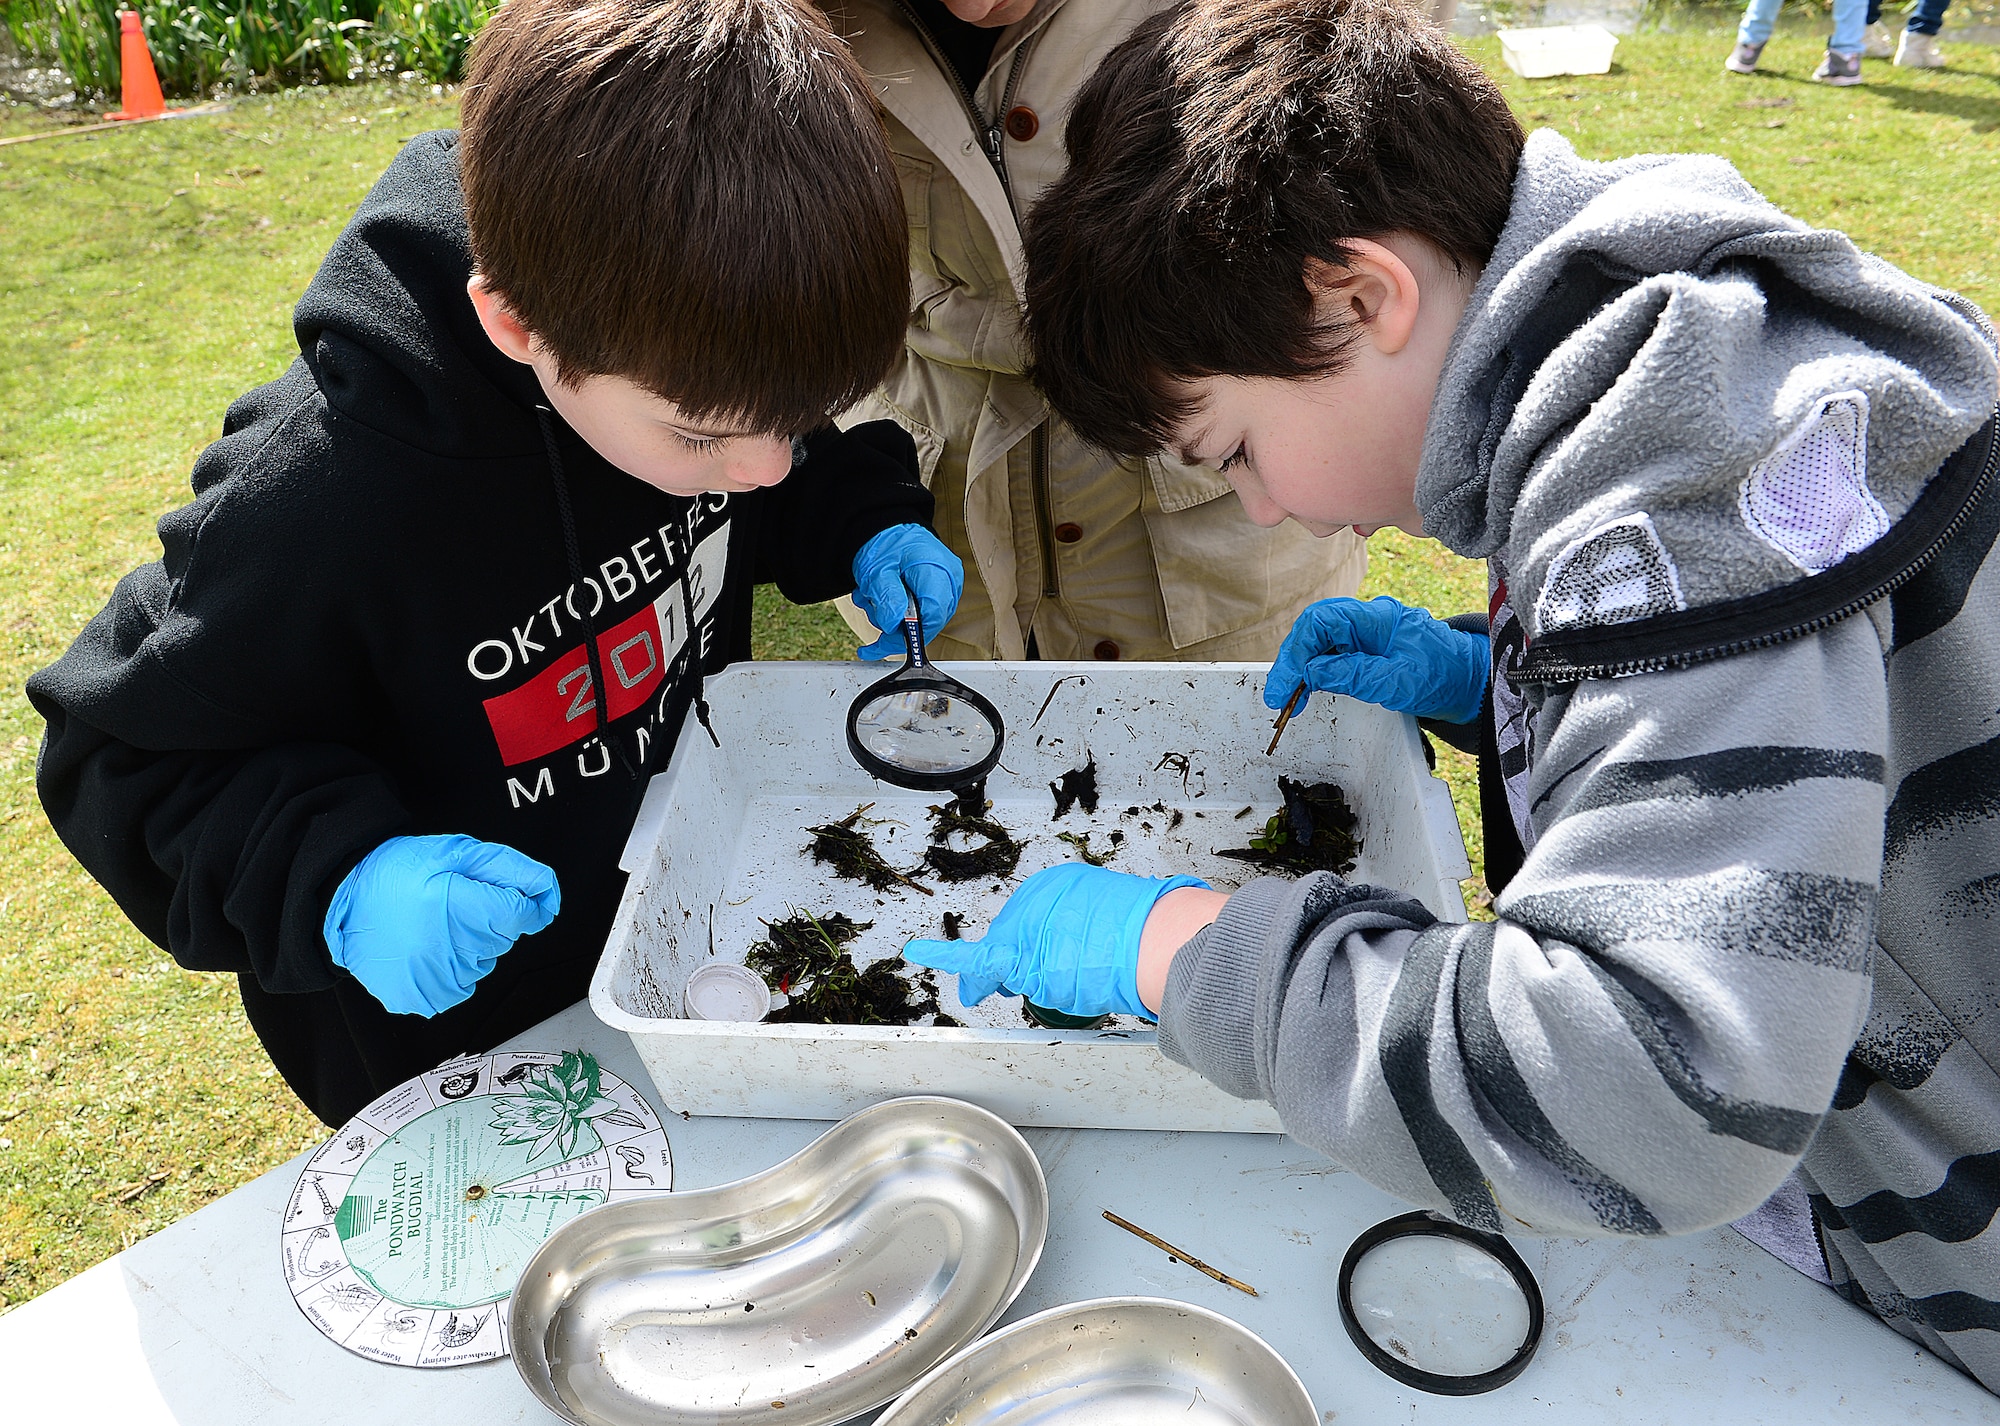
left=27, top=133, right=932, bottom=1125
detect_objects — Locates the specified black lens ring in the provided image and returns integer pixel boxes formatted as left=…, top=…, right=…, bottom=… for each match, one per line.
left=845, top=667, right=1005, bottom=794
left=1336, top=1210, right=1544, bottom=1396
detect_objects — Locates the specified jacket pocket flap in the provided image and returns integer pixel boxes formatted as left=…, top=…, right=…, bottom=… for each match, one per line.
left=1147, top=451, right=1234, bottom=514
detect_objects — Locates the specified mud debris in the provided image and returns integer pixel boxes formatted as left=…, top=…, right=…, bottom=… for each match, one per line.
left=1050, top=755, right=1100, bottom=818
left=1215, top=777, right=1361, bottom=877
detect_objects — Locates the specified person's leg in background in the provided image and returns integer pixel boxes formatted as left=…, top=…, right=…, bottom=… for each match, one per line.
left=1897, top=0, right=1949, bottom=64
left=1813, top=0, right=1868, bottom=82
left=1863, top=0, right=1895, bottom=56
left=1728, top=0, right=1784, bottom=71
left=1829, top=0, right=1869, bottom=53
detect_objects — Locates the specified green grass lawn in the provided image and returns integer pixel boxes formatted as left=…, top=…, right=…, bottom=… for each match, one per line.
left=1, top=31, right=1996, bottom=1311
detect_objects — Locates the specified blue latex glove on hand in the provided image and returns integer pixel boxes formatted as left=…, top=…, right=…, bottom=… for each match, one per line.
left=1266, top=595, right=1489, bottom=725
left=903, top=863, right=1209, bottom=1018
left=852, top=523, right=965, bottom=660
left=324, top=834, right=561, bottom=1017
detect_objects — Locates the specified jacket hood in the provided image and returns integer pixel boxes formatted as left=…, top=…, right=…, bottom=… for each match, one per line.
left=293, top=131, right=546, bottom=458
left=1417, top=131, right=1996, bottom=640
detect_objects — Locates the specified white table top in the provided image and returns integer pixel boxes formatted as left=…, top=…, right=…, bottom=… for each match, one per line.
left=4, top=1000, right=1995, bottom=1425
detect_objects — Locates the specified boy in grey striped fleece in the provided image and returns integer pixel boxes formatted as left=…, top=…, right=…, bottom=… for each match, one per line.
left=906, top=0, right=2000, bottom=1391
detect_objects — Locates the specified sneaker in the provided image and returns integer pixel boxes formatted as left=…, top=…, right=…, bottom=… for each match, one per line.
left=1725, top=40, right=1765, bottom=73
left=1813, top=48, right=1864, bottom=84
left=1863, top=20, right=1895, bottom=57
left=1895, top=31, right=1944, bottom=66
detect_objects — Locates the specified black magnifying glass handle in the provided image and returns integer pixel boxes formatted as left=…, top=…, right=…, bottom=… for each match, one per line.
left=846, top=570, right=1003, bottom=795
left=899, top=593, right=928, bottom=668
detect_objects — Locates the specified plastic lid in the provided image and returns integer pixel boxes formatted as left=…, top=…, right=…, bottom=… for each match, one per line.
left=683, top=964, right=772, bottom=1023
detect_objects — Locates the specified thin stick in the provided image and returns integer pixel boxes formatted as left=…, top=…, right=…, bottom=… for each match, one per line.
left=1264, top=684, right=1306, bottom=757
left=1102, top=1209, right=1260, bottom=1297
left=0, top=103, right=227, bottom=149
left=1031, top=674, right=1086, bottom=728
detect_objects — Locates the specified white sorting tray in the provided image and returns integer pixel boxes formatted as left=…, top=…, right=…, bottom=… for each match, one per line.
left=591, top=662, right=1471, bottom=1132
left=1498, top=24, right=1619, bottom=78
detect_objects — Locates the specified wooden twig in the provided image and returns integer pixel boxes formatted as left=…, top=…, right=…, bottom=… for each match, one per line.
left=0, top=103, right=227, bottom=149
left=1265, top=684, right=1306, bottom=757
left=1102, top=1209, right=1259, bottom=1297
left=1031, top=674, right=1087, bottom=728
left=115, top=1171, right=171, bottom=1204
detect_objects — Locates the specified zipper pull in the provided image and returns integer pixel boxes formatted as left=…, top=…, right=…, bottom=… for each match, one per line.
left=984, top=124, right=1004, bottom=160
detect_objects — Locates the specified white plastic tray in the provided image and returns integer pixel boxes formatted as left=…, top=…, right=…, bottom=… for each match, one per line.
left=591, top=662, right=1470, bottom=1132
left=1498, top=24, right=1618, bottom=77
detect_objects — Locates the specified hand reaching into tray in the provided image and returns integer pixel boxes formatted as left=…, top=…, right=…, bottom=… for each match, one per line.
left=903, top=864, right=1217, bottom=1018
left=1267, top=596, right=1488, bottom=724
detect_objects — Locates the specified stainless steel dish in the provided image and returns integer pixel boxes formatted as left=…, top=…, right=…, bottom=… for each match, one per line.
left=874, top=1297, right=1318, bottom=1426
left=508, top=1096, right=1048, bottom=1426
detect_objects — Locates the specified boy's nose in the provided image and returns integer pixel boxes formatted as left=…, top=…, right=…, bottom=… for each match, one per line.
left=1229, top=476, right=1290, bottom=529
left=731, top=439, right=794, bottom=489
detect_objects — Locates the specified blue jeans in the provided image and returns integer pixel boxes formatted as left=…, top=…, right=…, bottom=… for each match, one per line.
left=1738, top=0, right=1868, bottom=53
left=1866, top=0, right=1952, bottom=35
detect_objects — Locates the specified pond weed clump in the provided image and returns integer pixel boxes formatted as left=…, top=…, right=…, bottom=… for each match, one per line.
left=1216, top=777, right=1360, bottom=877
left=1056, top=830, right=1118, bottom=867
left=807, top=804, right=932, bottom=895
left=748, top=910, right=956, bottom=1026
left=924, top=802, right=1024, bottom=883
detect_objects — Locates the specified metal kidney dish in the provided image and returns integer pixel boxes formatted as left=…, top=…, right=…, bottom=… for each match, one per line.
left=508, top=1097, right=1048, bottom=1426
left=874, top=1297, right=1318, bottom=1426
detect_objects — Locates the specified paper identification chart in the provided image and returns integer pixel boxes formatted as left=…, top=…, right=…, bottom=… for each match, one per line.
left=282, top=1049, right=672, bottom=1367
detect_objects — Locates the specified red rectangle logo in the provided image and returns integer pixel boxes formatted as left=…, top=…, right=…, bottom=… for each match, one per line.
left=482, top=603, right=668, bottom=767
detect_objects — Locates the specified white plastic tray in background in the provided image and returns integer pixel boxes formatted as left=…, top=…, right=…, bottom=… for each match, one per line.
left=591, top=662, right=1471, bottom=1132
left=1498, top=24, right=1618, bottom=77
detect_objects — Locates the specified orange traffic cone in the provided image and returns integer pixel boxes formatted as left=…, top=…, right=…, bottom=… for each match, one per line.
left=110, top=11, right=174, bottom=121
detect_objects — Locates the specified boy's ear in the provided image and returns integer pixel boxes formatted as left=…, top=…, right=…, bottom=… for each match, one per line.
left=467, top=273, right=537, bottom=366
left=1303, top=241, right=1422, bottom=357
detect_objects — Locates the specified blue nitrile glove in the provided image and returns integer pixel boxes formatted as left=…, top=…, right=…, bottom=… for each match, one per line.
left=323, top=834, right=561, bottom=1017
left=903, top=863, right=1210, bottom=1018
left=1265, top=595, right=1490, bottom=724
left=852, top=523, right=965, bottom=660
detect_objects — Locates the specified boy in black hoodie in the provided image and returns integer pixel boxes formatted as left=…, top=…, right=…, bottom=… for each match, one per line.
left=27, top=0, right=959, bottom=1126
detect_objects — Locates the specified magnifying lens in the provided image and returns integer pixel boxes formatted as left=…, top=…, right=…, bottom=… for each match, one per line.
left=845, top=584, right=1004, bottom=800
left=1337, top=1212, right=1545, bottom=1395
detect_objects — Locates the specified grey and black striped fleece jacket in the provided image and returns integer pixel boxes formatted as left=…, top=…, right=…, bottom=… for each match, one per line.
left=1156, top=132, right=2000, bottom=1385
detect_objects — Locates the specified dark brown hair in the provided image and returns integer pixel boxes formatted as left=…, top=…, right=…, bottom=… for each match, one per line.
left=1022, top=0, right=1524, bottom=456
left=460, top=0, right=908, bottom=435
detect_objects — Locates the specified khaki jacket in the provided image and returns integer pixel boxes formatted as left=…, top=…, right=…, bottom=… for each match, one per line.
left=833, top=0, right=1366, bottom=662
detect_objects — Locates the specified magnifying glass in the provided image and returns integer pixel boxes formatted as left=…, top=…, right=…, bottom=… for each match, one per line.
left=1337, top=1212, right=1545, bottom=1395
left=845, top=585, right=1004, bottom=801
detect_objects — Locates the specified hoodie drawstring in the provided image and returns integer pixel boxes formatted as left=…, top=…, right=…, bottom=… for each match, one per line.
left=676, top=559, right=720, bottom=748
left=536, top=407, right=640, bottom=782
left=535, top=407, right=717, bottom=776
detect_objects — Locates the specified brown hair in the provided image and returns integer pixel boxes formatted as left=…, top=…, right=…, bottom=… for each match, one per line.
left=1022, top=0, right=1524, bottom=456
left=460, top=0, right=908, bottom=436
